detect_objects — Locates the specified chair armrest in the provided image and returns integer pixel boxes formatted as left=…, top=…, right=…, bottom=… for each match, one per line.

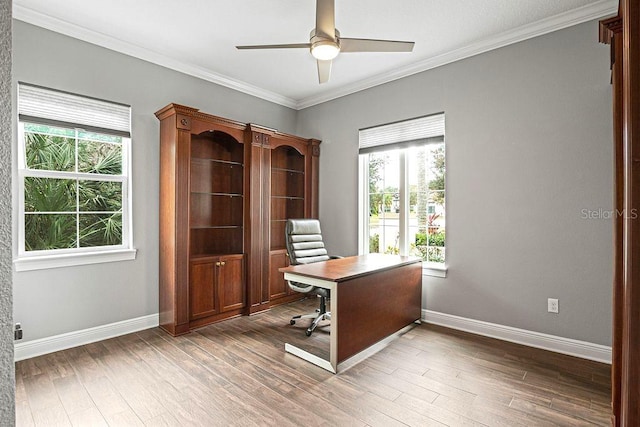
left=288, top=281, right=314, bottom=293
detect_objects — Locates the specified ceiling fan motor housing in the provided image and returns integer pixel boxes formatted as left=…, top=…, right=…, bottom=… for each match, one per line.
left=310, top=28, right=341, bottom=60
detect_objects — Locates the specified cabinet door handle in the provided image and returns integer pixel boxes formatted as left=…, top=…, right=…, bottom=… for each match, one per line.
left=221, top=261, right=226, bottom=266
left=216, top=262, right=221, bottom=267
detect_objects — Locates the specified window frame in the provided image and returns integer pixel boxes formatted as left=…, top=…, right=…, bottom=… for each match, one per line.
left=14, top=85, right=136, bottom=271
left=358, top=115, right=447, bottom=278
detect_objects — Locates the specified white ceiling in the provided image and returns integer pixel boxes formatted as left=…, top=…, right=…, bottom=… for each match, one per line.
left=13, top=0, right=617, bottom=109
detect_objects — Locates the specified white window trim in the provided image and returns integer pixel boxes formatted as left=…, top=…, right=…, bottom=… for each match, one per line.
left=13, top=248, right=137, bottom=272
left=358, top=113, right=448, bottom=278
left=423, top=262, right=447, bottom=278
left=358, top=154, right=369, bottom=256
left=14, top=114, right=136, bottom=271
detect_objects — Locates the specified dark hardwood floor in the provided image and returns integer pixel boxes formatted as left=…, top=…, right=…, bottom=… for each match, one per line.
left=15, top=298, right=611, bottom=426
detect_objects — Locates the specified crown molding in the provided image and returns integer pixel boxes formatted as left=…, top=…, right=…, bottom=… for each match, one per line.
left=295, top=0, right=619, bottom=109
left=12, top=4, right=299, bottom=109
left=13, top=1, right=618, bottom=111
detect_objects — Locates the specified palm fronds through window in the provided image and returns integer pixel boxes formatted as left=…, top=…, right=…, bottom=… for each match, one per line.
left=22, top=124, right=124, bottom=251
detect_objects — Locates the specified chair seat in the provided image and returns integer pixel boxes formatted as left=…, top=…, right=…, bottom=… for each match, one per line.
left=287, top=281, right=328, bottom=297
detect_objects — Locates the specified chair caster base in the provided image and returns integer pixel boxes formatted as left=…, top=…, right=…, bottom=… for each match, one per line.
left=288, top=298, right=330, bottom=337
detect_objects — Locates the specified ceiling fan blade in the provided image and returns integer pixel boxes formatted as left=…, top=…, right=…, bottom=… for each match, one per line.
left=236, top=43, right=311, bottom=50
left=340, top=38, right=415, bottom=53
left=317, top=59, right=332, bottom=84
left=316, top=0, right=336, bottom=39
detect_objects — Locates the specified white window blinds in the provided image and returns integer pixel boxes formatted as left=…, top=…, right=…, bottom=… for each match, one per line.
left=359, top=113, right=444, bottom=153
left=18, top=83, right=131, bottom=137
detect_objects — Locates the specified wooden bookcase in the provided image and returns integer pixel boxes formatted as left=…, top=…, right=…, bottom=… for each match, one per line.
left=188, top=131, right=246, bottom=329
left=268, top=145, right=307, bottom=302
left=156, top=104, right=248, bottom=336
left=156, top=104, right=320, bottom=334
left=266, top=135, right=320, bottom=307
left=244, top=127, right=320, bottom=314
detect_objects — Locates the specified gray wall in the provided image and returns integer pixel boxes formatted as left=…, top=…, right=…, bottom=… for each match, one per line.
left=1, top=0, right=15, bottom=424
left=297, top=21, right=613, bottom=346
left=12, top=21, right=297, bottom=342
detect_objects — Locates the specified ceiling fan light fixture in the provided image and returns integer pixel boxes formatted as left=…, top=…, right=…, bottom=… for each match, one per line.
left=311, top=40, right=340, bottom=60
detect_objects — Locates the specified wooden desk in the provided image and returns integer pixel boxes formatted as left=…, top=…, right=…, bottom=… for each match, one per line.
left=279, top=254, right=422, bottom=373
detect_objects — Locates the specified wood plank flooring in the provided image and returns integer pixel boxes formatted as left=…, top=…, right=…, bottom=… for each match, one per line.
left=15, top=298, right=611, bottom=426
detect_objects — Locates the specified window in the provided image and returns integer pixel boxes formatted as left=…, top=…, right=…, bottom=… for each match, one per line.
left=358, top=114, right=446, bottom=276
left=15, top=83, right=135, bottom=271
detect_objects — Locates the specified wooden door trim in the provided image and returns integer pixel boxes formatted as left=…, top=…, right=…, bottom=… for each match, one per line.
left=620, top=0, right=640, bottom=423
left=601, top=1, right=640, bottom=424
left=600, top=14, right=624, bottom=426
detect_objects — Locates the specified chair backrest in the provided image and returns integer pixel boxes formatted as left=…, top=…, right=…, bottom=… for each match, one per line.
left=285, top=219, right=330, bottom=266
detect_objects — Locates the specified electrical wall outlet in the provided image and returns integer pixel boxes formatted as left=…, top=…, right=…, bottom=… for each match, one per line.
left=14, top=323, right=23, bottom=340
left=548, top=298, right=559, bottom=313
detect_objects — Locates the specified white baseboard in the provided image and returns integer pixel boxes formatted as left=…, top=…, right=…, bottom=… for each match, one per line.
left=423, top=310, right=612, bottom=364
left=14, top=314, right=159, bottom=361
left=14, top=310, right=611, bottom=364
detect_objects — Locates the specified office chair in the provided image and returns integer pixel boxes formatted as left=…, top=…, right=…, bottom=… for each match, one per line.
left=285, top=218, right=340, bottom=336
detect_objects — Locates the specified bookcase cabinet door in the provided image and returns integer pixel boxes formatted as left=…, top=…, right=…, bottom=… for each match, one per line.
left=190, top=261, right=218, bottom=320
left=219, top=255, right=246, bottom=312
left=269, top=250, right=290, bottom=300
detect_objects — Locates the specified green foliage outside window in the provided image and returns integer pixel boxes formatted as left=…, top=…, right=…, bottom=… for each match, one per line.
left=414, top=230, right=445, bottom=263
left=415, top=231, right=445, bottom=247
left=369, top=233, right=379, bottom=253
left=23, top=124, right=124, bottom=251
left=428, top=146, right=445, bottom=206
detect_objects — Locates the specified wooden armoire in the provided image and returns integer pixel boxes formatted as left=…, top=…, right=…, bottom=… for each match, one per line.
left=155, top=104, right=320, bottom=336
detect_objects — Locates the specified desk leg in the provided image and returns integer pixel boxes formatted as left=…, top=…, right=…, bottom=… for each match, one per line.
left=284, top=343, right=336, bottom=373
left=283, top=275, right=337, bottom=373
left=330, top=285, right=338, bottom=371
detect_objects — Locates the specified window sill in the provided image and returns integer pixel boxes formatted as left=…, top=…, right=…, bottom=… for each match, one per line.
left=423, top=263, right=447, bottom=278
left=14, top=249, right=137, bottom=272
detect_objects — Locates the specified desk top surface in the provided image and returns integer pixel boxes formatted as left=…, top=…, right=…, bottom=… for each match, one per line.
left=279, top=253, right=421, bottom=282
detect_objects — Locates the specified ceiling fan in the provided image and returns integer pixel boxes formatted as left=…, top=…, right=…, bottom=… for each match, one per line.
left=236, top=0, right=415, bottom=84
